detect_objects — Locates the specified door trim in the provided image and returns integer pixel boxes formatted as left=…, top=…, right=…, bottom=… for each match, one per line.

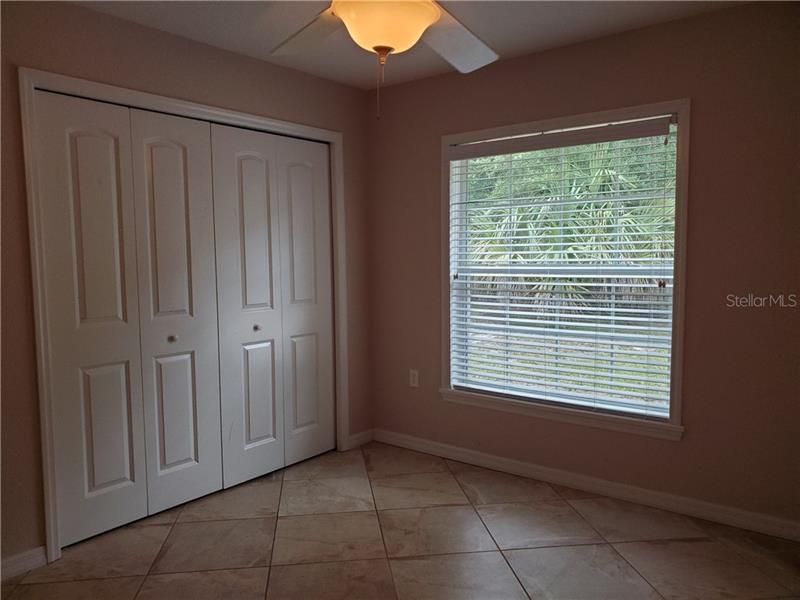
left=18, top=67, right=352, bottom=562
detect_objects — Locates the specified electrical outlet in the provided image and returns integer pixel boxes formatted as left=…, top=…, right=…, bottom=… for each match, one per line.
left=409, top=369, right=419, bottom=388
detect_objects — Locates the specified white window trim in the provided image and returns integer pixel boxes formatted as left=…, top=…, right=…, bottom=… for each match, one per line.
left=439, top=99, right=690, bottom=441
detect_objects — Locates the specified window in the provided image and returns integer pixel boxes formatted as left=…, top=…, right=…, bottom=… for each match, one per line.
left=444, top=106, right=686, bottom=432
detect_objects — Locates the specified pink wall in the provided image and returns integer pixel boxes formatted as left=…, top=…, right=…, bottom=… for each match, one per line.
left=367, top=3, right=799, bottom=521
left=1, top=2, right=371, bottom=558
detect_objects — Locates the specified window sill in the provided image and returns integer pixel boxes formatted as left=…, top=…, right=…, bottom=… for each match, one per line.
left=440, top=387, right=684, bottom=441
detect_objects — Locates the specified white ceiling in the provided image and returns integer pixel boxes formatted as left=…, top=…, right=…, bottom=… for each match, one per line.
left=80, top=1, right=732, bottom=89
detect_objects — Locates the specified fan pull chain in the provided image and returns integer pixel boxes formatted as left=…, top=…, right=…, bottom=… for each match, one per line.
left=376, top=56, right=382, bottom=120
left=374, top=46, right=392, bottom=120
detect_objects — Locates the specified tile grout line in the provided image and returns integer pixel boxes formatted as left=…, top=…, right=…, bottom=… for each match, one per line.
left=549, top=481, right=717, bottom=599
left=132, top=503, right=185, bottom=599
left=124, top=564, right=273, bottom=577
left=445, top=457, right=533, bottom=600
left=133, top=472, right=279, bottom=598
left=619, top=535, right=796, bottom=599
left=363, top=445, right=401, bottom=600
left=542, top=482, right=670, bottom=599
left=263, top=470, right=285, bottom=600
left=606, top=543, right=668, bottom=600
left=712, top=535, right=798, bottom=596
left=560, top=495, right=611, bottom=544
left=448, top=457, right=535, bottom=599
left=173, top=514, right=282, bottom=525
left=373, top=547, right=532, bottom=562
left=557, top=493, right=683, bottom=600
left=10, top=573, right=148, bottom=589
left=14, top=510, right=185, bottom=594
left=445, top=458, right=686, bottom=600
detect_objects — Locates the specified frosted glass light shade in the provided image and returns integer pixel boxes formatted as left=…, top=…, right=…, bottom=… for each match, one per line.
left=332, top=0, right=441, bottom=55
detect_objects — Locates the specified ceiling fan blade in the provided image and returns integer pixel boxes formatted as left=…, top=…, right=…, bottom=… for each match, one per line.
left=271, top=8, right=342, bottom=56
left=424, top=6, right=498, bottom=73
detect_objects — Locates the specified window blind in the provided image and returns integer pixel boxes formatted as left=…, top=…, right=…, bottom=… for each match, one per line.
left=448, top=120, right=677, bottom=419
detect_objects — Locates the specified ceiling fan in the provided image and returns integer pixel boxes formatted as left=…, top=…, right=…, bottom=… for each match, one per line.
left=271, top=0, right=499, bottom=76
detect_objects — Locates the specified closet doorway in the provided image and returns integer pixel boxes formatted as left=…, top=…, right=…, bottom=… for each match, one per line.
left=19, top=68, right=351, bottom=561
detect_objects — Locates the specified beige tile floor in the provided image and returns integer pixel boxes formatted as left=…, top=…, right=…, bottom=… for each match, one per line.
left=5, top=442, right=799, bottom=600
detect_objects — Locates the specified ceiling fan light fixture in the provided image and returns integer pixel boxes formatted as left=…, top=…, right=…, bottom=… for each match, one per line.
left=331, top=0, right=441, bottom=56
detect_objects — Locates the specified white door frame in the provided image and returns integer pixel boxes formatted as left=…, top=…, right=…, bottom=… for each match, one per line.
left=18, top=67, right=352, bottom=562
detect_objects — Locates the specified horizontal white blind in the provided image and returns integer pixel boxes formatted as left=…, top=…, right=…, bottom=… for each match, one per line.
left=449, top=123, right=677, bottom=419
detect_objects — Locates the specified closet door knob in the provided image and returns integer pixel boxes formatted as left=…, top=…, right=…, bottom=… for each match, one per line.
left=253, top=324, right=262, bottom=332
left=167, top=334, right=178, bottom=343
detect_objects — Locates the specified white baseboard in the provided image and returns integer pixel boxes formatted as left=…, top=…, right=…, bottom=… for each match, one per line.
left=340, top=428, right=374, bottom=451
left=1, top=546, right=47, bottom=581
left=373, top=429, right=800, bottom=542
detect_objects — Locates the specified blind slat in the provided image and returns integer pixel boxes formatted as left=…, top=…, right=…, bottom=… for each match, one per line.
left=451, top=343, right=669, bottom=375
left=451, top=357, right=670, bottom=388
left=448, top=115, right=672, bottom=160
left=454, top=382, right=668, bottom=418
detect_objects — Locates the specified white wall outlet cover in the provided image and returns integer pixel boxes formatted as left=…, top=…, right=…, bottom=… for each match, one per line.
left=409, top=369, right=419, bottom=387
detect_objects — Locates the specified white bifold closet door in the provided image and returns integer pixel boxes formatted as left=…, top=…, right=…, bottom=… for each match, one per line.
left=212, top=125, right=285, bottom=486
left=33, top=91, right=148, bottom=545
left=30, top=90, right=336, bottom=546
left=212, top=124, right=334, bottom=486
left=276, top=135, right=335, bottom=466
left=130, top=110, right=222, bottom=512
